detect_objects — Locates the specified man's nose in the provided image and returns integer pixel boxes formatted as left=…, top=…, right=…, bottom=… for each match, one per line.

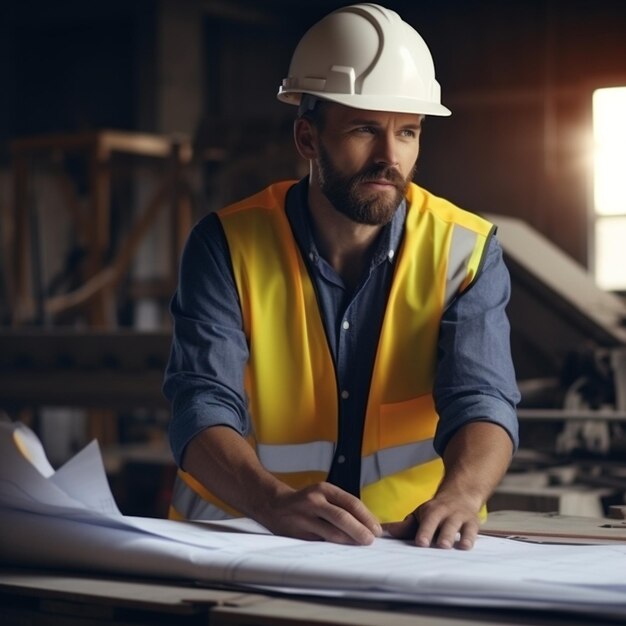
left=373, top=133, right=399, bottom=167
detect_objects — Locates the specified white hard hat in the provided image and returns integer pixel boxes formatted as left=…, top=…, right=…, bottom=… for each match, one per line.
left=277, top=3, right=451, bottom=117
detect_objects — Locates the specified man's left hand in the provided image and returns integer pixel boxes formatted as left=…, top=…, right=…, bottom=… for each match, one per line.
left=382, top=422, right=514, bottom=550
left=382, top=494, right=480, bottom=549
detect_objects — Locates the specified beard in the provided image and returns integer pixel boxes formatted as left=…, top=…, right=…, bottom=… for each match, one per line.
left=317, top=143, right=415, bottom=226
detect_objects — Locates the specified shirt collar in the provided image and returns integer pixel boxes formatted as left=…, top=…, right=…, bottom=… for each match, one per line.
left=285, top=177, right=406, bottom=270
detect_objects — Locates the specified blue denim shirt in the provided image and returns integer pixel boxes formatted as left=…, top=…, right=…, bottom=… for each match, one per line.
left=164, top=178, right=520, bottom=497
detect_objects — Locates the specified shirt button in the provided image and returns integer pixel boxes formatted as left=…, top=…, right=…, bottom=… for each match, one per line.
left=309, top=251, right=316, bottom=261
left=342, top=320, right=350, bottom=330
left=337, top=455, right=346, bottom=464
left=341, top=390, right=350, bottom=399
left=388, top=249, right=395, bottom=260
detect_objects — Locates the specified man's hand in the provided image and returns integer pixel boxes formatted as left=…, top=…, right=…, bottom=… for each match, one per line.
left=183, top=426, right=381, bottom=546
left=383, top=421, right=513, bottom=550
left=383, top=493, right=480, bottom=549
left=258, top=482, right=382, bottom=545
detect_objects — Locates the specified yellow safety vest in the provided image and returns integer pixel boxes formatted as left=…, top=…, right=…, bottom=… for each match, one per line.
left=170, top=181, right=494, bottom=523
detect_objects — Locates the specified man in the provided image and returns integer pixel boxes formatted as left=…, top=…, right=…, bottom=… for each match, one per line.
left=163, top=3, right=519, bottom=550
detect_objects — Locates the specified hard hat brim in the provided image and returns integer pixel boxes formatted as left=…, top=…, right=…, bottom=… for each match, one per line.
left=277, top=89, right=451, bottom=117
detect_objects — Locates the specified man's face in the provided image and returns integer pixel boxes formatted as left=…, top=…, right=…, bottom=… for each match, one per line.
left=313, top=104, right=423, bottom=225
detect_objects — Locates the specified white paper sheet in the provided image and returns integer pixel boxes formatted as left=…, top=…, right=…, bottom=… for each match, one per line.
left=0, top=422, right=270, bottom=550
left=1, top=420, right=626, bottom=619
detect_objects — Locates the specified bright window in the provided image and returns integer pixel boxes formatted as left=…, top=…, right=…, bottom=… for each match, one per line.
left=592, top=87, right=626, bottom=290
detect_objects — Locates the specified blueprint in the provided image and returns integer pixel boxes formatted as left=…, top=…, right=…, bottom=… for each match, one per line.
left=1, top=420, right=626, bottom=619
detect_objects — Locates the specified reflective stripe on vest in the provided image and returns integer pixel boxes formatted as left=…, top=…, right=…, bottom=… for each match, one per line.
left=170, top=181, right=494, bottom=523
left=360, top=439, right=438, bottom=488
left=171, top=475, right=235, bottom=520
left=257, top=441, right=335, bottom=473
left=170, top=437, right=438, bottom=521
left=256, top=439, right=438, bottom=486
left=445, top=223, right=486, bottom=309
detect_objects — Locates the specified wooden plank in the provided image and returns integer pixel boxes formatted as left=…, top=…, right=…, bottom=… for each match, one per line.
left=481, top=510, right=626, bottom=543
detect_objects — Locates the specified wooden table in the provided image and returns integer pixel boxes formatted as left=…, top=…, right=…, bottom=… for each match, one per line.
left=0, top=566, right=621, bottom=626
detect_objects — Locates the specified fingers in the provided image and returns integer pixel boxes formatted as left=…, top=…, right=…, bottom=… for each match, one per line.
left=381, top=511, right=418, bottom=539
left=383, top=502, right=480, bottom=549
left=310, top=484, right=383, bottom=545
left=268, top=482, right=382, bottom=546
left=456, top=521, right=479, bottom=550
left=413, top=503, right=480, bottom=550
left=303, top=512, right=374, bottom=545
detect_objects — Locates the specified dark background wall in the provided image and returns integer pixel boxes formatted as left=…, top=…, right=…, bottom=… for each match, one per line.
left=2, top=0, right=626, bottom=266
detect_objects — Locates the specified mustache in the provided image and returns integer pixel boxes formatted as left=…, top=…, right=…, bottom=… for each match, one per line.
left=354, top=165, right=406, bottom=187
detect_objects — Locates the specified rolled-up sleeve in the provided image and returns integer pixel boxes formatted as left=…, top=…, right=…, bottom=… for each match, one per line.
left=433, top=236, right=520, bottom=455
left=163, top=214, right=250, bottom=467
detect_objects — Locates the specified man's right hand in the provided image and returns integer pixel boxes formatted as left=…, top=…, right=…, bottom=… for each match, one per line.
left=257, top=481, right=382, bottom=545
left=182, top=426, right=381, bottom=546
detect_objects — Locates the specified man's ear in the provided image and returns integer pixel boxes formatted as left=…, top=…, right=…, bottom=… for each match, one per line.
left=293, top=118, right=318, bottom=160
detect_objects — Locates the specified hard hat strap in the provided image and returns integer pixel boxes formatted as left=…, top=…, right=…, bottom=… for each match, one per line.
left=297, top=94, right=321, bottom=118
